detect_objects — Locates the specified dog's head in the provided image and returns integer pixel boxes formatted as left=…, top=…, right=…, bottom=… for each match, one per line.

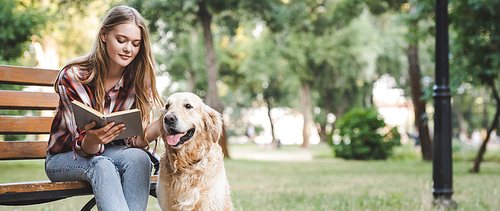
left=159, top=92, right=223, bottom=150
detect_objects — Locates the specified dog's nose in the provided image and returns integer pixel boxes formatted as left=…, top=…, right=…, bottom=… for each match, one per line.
left=164, top=114, right=177, bottom=124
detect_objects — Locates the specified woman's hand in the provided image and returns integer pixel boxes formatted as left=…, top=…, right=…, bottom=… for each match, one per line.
left=81, top=121, right=126, bottom=154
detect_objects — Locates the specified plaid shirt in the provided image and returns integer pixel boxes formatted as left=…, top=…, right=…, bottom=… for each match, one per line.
left=47, top=66, right=137, bottom=158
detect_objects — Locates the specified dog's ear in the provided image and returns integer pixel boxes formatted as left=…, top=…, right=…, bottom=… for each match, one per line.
left=203, top=105, right=223, bottom=143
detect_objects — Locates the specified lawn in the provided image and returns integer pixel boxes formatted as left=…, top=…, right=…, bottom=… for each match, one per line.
left=0, top=144, right=499, bottom=210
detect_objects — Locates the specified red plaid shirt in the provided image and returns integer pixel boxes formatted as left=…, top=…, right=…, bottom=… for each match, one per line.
left=47, top=66, right=139, bottom=157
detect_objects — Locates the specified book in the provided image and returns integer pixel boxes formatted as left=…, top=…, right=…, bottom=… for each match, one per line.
left=71, top=100, right=143, bottom=140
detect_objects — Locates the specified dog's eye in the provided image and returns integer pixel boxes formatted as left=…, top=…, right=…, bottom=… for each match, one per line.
left=165, top=104, right=170, bottom=110
left=185, top=104, right=193, bottom=109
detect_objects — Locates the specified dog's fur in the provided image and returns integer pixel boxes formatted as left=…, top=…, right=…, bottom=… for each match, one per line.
left=156, top=92, right=232, bottom=211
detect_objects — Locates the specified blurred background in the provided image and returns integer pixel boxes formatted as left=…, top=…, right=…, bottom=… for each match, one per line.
left=2, top=0, right=500, bottom=163
left=1, top=0, right=500, bottom=209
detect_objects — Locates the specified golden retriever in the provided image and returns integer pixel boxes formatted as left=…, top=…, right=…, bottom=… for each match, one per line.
left=156, top=92, right=233, bottom=211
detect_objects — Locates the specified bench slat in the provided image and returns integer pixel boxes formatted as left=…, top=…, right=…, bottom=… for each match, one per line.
left=0, top=141, right=48, bottom=160
left=0, top=175, right=158, bottom=205
left=0, top=90, right=58, bottom=110
left=0, top=65, right=59, bottom=86
left=0, top=116, right=53, bottom=134
left=0, top=181, right=91, bottom=194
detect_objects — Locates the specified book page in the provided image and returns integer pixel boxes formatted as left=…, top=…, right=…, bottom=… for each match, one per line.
left=105, top=109, right=143, bottom=140
left=72, top=101, right=103, bottom=117
left=72, top=101, right=107, bottom=129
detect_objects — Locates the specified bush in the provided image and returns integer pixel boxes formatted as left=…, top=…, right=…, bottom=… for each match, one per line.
left=332, top=108, right=401, bottom=160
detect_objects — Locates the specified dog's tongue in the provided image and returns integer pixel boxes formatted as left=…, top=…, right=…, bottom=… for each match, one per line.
left=167, top=134, right=183, bottom=145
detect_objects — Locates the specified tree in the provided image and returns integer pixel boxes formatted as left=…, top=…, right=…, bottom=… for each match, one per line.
left=405, top=0, right=435, bottom=161
left=365, top=0, right=435, bottom=161
left=0, top=0, right=45, bottom=141
left=450, top=0, right=500, bottom=173
left=155, top=30, right=207, bottom=95
left=136, top=0, right=278, bottom=157
left=312, top=11, right=381, bottom=143
left=265, top=0, right=367, bottom=148
left=136, top=0, right=223, bottom=156
left=0, top=0, right=45, bottom=61
left=1, top=0, right=115, bottom=69
left=232, top=28, right=299, bottom=146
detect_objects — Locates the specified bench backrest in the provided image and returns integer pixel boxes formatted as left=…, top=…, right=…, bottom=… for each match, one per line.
left=0, top=65, right=59, bottom=160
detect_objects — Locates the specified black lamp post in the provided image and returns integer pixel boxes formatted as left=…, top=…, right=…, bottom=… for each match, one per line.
left=432, top=0, right=457, bottom=208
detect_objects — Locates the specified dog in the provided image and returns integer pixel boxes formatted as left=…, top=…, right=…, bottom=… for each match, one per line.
left=156, top=92, right=233, bottom=211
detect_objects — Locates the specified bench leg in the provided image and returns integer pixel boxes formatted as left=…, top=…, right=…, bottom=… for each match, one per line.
left=81, top=197, right=96, bottom=211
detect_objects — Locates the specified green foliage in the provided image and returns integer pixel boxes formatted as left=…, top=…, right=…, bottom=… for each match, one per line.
left=364, top=0, right=406, bottom=16
left=311, top=11, right=381, bottom=117
left=449, top=0, right=500, bottom=143
left=329, top=0, right=364, bottom=29
left=450, top=0, right=500, bottom=86
left=332, top=108, right=401, bottom=160
left=133, top=0, right=198, bottom=38
left=235, top=29, right=299, bottom=108
left=0, top=0, right=45, bottom=61
left=223, top=27, right=295, bottom=134
left=154, top=31, right=209, bottom=97
left=136, top=0, right=275, bottom=42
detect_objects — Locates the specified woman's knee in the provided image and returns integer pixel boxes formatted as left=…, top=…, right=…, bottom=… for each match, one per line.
left=87, top=157, right=118, bottom=177
left=122, top=148, right=152, bottom=170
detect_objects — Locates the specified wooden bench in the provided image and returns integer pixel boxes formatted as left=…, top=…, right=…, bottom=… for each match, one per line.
left=0, top=65, right=159, bottom=210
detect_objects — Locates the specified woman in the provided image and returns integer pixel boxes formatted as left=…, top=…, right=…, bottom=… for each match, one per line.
left=45, top=5, right=163, bottom=211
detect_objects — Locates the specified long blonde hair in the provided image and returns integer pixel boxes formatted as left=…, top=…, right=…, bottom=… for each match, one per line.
left=56, top=5, right=163, bottom=140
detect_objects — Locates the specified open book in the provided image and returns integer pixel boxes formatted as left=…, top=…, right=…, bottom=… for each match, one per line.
left=71, top=100, right=143, bottom=140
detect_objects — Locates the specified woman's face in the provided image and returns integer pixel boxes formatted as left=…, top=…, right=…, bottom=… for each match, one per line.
left=101, top=23, right=141, bottom=71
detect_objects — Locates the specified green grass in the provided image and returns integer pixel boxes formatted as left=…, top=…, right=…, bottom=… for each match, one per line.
left=1, top=144, right=500, bottom=210
left=226, top=159, right=500, bottom=211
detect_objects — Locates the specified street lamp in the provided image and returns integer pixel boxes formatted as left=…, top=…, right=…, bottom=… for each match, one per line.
left=432, top=0, right=457, bottom=208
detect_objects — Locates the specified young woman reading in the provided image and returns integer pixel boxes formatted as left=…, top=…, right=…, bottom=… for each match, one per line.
left=45, top=5, right=163, bottom=211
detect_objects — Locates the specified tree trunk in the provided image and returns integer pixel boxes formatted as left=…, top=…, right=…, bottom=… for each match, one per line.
left=332, top=89, right=351, bottom=132
left=198, top=0, right=230, bottom=158
left=186, top=30, right=198, bottom=93
left=335, top=90, right=350, bottom=119
left=407, top=44, right=432, bottom=161
left=317, top=92, right=333, bottom=143
left=317, top=124, right=327, bottom=143
left=471, top=83, right=500, bottom=173
left=186, top=67, right=195, bottom=92
left=407, top=1, right=432, bottom=161
left=482, top=91, right=489, bottom=129
left=265, top=95, right=277, bottom=146
left=300, top=81, right=312, bottom=148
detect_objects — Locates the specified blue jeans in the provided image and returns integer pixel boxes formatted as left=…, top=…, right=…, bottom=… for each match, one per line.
left=45, top=146, right=152, bottom=211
